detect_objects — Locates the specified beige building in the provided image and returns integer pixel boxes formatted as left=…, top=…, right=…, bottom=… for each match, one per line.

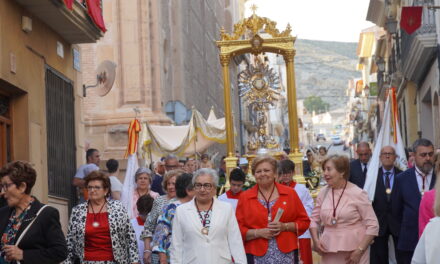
left=0, top=0, right=102, bottom=228
left=82, top=0, right=243, bottom=166
left=366, top=0, right=440, bottom=147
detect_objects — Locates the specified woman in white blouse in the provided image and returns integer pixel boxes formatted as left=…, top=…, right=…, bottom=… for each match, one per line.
left=412, top=180, right=440, bottom=264
left=170, top=168, right=246, bottom=264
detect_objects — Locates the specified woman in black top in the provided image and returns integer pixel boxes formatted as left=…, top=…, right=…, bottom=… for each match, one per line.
left=0, top=161, right=67, bottom=264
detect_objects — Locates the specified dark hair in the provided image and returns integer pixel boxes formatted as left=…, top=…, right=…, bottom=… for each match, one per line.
left=86, top=148, right=98, bottom=162
left=230, top=168, right=246, bottom=183
left=306, top=149, right=312, bottom=155
left=136, top=194, right=154, bottom=215
left=279, top=159, right=295, bottom=174
left=0, top=161, right=36, bottom=194
left=106, top=159, right=119, bottom=173
left=251, top=155, right=278, bottom=175
left=84, top=171, right=111, bottom=197
left=318, top=146, right=327, bottom=154
left=322, top=155, right=350, bottom=180
left=412, top=138, right=434, bottom=154
left=175, top=173, right=193, bottom=198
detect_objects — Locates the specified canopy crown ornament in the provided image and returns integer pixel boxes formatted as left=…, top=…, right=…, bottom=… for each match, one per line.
left=219, top=13, right=292, bottom=41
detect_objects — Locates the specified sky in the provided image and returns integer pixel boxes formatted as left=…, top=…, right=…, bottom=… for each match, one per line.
left=244, top=0, right=375, bottom=43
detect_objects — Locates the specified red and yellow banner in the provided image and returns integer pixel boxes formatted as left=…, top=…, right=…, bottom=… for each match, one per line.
left=124, top=119, right=141, bottom=158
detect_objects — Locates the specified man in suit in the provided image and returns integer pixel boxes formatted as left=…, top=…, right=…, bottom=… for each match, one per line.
left=151, top=160, right=166, bottom=195
left=349, top=141, right=371, bottom=188
left=370, top=146, right=402, bottom=264
left=393, top=138, right=436, bottom=264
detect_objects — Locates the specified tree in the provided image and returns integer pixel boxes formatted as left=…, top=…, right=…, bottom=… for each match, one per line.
left=304, top=96, right=330, bottom=114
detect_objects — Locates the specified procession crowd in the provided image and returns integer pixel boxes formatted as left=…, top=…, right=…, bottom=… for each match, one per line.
left=0, top=138, right=439, bottom=264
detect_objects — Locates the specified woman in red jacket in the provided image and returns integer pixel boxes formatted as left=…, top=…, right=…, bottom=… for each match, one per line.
left=236, top=155, right=310, bottom=264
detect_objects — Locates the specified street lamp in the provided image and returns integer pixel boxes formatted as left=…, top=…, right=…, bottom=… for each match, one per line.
left=386, top=19, right=398, bottom=34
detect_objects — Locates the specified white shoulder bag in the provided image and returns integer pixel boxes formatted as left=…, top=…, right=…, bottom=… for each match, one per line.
left=14, top=205, right=49, bottom=264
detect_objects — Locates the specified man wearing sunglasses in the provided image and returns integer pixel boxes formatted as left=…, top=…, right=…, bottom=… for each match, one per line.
left=392, top=138, right=437, bottom=264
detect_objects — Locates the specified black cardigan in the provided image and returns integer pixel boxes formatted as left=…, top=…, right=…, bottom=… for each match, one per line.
left=0, top=198, right=67, bottom=264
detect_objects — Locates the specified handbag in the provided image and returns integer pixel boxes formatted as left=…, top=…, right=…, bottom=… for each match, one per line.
left=14, top=205, right=49, bottom=264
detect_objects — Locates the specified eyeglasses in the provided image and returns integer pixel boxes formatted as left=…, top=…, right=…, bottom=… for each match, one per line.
left=86, top=186, right=103, bottom=191
left=194, top=183, right=213, bottom=190
left=1, top=182, right=15, bottom=192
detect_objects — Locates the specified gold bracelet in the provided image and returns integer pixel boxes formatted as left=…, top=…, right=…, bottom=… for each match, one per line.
left=284, top=223, right=288, bottom=231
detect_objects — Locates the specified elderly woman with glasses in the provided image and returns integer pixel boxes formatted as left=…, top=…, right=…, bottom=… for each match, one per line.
left=64, top=171, right=139, bottom=264
left=170, top=168, right=246, bottom=264
left=132, top=168, right=159, bottom=217
left=0, top=161, right=67, bottom=264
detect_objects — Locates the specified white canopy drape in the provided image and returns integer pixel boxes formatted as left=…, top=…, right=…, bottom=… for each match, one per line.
left=139, top=109, right=226, bottom=158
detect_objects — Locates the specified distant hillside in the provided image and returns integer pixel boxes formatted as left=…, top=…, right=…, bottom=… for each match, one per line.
left=294, top=39, right=360, bottom=109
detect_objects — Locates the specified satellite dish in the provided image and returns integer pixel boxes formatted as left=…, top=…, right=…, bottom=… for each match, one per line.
left=83, top=60, right=117, bottom=97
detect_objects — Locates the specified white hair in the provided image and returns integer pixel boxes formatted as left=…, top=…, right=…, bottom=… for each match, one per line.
left=192, top=168, right=219, bottom=188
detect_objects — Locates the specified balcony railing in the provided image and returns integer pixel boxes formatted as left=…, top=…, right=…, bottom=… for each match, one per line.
left=14, top=0, right=103, bottom=44
left=400, top=0, right=437, bottom=84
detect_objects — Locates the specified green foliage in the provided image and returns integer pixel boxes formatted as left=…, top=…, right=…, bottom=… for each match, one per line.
left=304, top=96, right=330, bottom=114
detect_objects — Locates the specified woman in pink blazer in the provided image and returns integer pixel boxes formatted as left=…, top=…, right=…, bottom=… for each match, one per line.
left=310, top=155, right=379, bottom=264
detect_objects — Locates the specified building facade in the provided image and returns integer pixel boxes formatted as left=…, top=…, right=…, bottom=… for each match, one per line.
left=82, top=0, right=243, bottom=167
left=366, top=0, right=440, bottom=148
left=0, top=0, right=102, bottom=229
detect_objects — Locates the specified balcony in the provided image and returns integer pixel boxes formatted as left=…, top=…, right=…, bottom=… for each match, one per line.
left=14, top=0, right=103, bottom=44
left=400, top=0, right=437, bottom=85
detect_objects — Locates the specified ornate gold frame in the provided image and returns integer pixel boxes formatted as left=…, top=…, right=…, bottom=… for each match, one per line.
left=216, top=13, right=304, bottom=188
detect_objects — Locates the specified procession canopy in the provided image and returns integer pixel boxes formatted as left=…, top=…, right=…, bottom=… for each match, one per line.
left=139, top=108, right=226, bottom=157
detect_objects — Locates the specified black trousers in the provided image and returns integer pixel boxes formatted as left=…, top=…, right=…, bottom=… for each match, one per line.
left=370, top=233, right=410, bottom=264
left=397, top=250, right=415, bottom=264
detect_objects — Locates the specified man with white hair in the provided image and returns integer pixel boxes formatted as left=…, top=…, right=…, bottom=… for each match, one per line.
left=370, top=146, right=402, bottom=264
left=151, top=160, right=165, bottom=195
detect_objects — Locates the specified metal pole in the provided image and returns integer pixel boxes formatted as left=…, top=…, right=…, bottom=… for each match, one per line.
left=220, top=54, right=237, bottom=190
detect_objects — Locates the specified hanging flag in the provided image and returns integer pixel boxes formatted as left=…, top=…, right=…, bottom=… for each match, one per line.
left=125, top=119, right=141, bottom=158
left=400, top=6, right=423, bottom=35
left=363, top=88, right=408, bottom=201
left=64, top=0, right=74, bottom=10
left=121, top=119, right=142, bottom=218
left=86, top=0, right=107, bottom=32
